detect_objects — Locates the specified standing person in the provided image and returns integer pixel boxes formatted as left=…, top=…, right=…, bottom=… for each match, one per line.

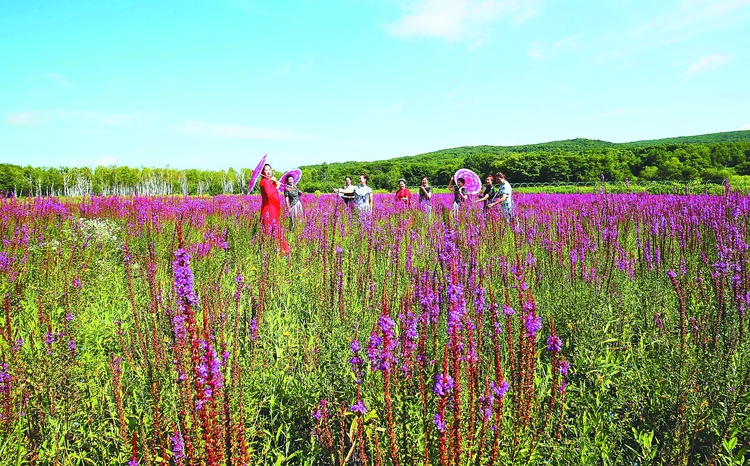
left=354, top=173, right=373, bottom=212
left=395, top=178, right=411, bottom=205
left=490, top=171, right=513, bottom=221
left=259, top=164, right=289, bottom=254
left=475, top=175, right=495, bottom=213
left=448, top=176, right=468, bottom=217
left=418, top=176, right=433, bottom=214
left=333, top=176, right=356, bottom=208
left=284, top=175, right=304, bottom=231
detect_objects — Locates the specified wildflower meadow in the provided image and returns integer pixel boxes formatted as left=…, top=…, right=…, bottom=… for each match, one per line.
left=0, top=190, right=748, bottom=465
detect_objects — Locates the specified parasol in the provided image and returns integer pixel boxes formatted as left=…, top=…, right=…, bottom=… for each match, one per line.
left=279, top=168, right=302, bottom=192
left=248, top=153, right=267, bottom=194
left=454, top=168, right=481, bottom=195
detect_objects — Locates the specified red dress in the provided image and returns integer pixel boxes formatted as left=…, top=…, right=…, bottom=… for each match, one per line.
left=260, top=177, right=289, bottom=254
left=395, top=188, right=411, bottom=205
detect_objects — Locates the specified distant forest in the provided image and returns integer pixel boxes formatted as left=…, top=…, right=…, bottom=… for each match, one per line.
left=2, top=130, right=750, bottom=196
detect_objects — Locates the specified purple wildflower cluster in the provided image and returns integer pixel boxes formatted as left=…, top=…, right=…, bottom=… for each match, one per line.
left=349, top=339, right=365, bottom=384
left=434, top=373, right=454, bottom=397
left=312, top=399, right=328, bottom=421
left=546, top=335, right=562, bottom=353
left=0, top=362, right=10, bottom=394
left=367, top=315, right=398, bottom=373
left=194, top=339, right=224, bottom=411
left=172, top=248, right=199, bottom=310
left=171, top=429, right=185, bottom=462
left=350, top=399, right=367, bottom=415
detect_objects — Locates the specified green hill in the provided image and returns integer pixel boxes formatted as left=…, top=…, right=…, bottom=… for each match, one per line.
left=298, top=130, right=750, bottom=190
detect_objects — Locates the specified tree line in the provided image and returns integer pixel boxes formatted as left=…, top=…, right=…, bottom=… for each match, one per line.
left=2, top=131, right=749, bottom=196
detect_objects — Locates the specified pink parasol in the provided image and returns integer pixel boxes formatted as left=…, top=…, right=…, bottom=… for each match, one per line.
left=248, top=153, right=267, bottom=194
left=279, top=168, right=302, bottom=192
left=454, top=168, right=481, bottom=195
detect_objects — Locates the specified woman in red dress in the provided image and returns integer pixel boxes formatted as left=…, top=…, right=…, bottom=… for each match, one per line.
left=395, top=178, right=411, bottom=205
left=259, top=164, right=289, bottom=254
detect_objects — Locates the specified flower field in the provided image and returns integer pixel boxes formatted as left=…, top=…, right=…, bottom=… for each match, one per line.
left=0, top=191, right=748, bottom=465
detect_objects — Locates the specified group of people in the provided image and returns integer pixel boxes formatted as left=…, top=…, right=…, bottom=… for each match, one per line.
left=391, top=172, right=514, bottom=220
left=257, top=162, right=514, bottom=254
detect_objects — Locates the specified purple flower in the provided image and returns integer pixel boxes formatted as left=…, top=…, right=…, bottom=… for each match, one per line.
left=524, top=314, right=542, bottom=338
left=666, top=269, right=677, bottom=279
left=546, top=335, right=562, bottom=352
left=502, top=304, right=516, bottom=317
left=559, top=360, right=570, bottom=375
left=173, top=248, right=199, bottom=309
left=491, top=380, right=510, bottom=398
left=128, top=459, right=139, bottom=466
left=312, top=399, right=328, bottom=421
left=350, top=399, right=366, bottom=415
left=0, top=363, right=11, bottom=394
left=434, top=373, right=454, bottom=397
left=433, top=412, right=446, bottom=433
left=68, top=338, right=77, bottom=354
left=171, top=429, right=185, bottom=461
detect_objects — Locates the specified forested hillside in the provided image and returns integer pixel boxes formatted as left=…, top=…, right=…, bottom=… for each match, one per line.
left=2, top=130, right=749, bottom=196
left=299, top=130, right=750, bottom=191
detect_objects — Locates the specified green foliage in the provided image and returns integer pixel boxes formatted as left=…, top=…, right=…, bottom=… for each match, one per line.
left=2, top=131, right=750, bottom=196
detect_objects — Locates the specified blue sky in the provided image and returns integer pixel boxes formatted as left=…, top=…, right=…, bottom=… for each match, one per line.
left=2, top=0, right=749, bottom=172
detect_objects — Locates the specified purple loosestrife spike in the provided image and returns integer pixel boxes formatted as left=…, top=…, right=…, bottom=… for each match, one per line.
left=171, top=430, right=185, bottom=461
left=350, top=400, right=366, bottom=415
left=502, top=304, right=516, bottom=317
left=128, top=459, right=139, bottom=466
left=524, top=314, right=542, bottom=338
left=312, top=399, right=328, bottom=421
left=0, top=363, right=10, bottom=394
left=433, top=412, right=447, bottom=433
left=480, top=392, right=494, bottom=422
left=434, top=373, right=454, bottom=397
left=559, top=360, right=570, bottom=375
left=172, top=248, right=199, bottom=309
left=491, top=380, right=510, bottom=398
left=546, top=335, right=562, bottom=352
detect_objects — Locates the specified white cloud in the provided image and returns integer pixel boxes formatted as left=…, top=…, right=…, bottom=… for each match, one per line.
left=174, top=120, right=308, bottom=140
left=3, top=110, right=146, bottom=127
left=446, top=84, right=466, bottom=99
left=739, top=123, right=750, bottom=130
left=453, top=97, right=479, bottom=109
left=388, top=0, right=540, bottom=43
left=686, top=54, right=730, bottom=76
left=633, top=0, right=750, bottom=38
left=552, top=36, right=576, bottom=51
left=527, top=36, right=577, bottom=59
left=596, top=108, right=643, bottom=118
left=528, top=41, right=544, bottom=59
left=275, top=61, right=291, bottom=76
left=368, top=101, right=404, bottom=117
left=44, top=72, right=73, bottom=87
left=4, top=111, right=47, bottom=126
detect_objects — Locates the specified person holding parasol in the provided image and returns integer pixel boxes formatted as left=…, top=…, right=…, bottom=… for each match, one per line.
left=249, top=156, right=289, bottom=254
